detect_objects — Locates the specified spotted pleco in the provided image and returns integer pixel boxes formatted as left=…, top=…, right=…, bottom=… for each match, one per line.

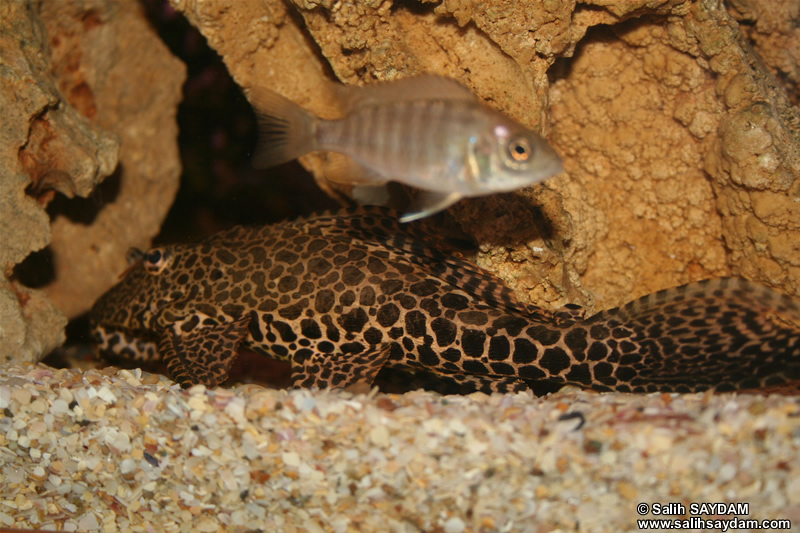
left=91, top=207, right=800, bottom=393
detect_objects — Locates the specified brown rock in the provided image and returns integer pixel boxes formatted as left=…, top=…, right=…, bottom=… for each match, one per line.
left=40, top=1, right=186, bottom=320
left=549, top=17, right=730, bottom=308
left=1, top=0, right=184, bottom=363
left=0, top=0, right=115, bottom=363
left=728, top=0, right=800, bottom=103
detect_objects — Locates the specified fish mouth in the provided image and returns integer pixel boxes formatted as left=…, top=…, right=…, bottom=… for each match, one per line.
left=534, top=146, right=565, bottom=180
left=524, top=157, right=564, bottom=188
left=488, top=146, right=565, bottom=194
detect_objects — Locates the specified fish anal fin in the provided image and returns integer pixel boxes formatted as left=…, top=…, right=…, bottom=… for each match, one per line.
left=291, top=343, right=392, bottom=391
left=352, top=183, right=391, bottom=207
left=160, top=315, right=249, bottom=388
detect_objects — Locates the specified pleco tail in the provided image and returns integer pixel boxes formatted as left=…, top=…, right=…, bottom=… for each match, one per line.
left=569, top=278, right=800, bottom=392
left=250, top=87, right=317, bottom=168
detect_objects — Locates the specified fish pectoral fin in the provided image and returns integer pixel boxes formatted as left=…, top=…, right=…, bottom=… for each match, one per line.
left=290, top=343, right=392, bottom=392
left=159, top=315, right=250, bottom=389
left=400, top=190, right=462, bottom=222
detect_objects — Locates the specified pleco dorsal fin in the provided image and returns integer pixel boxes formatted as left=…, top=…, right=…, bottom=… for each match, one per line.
left=591, top=278, right=800, bottom=326
left=249, top=86, right=318, bottom=168
left=331, top=75, right=477, bottom=113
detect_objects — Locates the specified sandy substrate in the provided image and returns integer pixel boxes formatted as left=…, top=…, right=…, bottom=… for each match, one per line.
left=0, top=362, right=799, bottom=532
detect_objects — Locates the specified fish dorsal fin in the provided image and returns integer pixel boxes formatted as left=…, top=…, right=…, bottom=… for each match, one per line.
left=295, top=206, right=554, bottom=319
left=331, top=75, right=478, bottom=113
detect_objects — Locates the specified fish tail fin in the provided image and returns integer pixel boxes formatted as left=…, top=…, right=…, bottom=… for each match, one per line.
left=250, top=87, right=317, bottom=168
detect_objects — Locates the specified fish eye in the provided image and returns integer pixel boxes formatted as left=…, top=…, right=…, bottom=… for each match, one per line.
left=506, top=136, right=533, bottom=163
left=143, top=247, right=171, bottom=275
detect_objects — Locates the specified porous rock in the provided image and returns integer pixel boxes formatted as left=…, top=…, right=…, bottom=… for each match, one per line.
left=0, top=0, right=116, bottom=364
left=1, top=0, right=185, bottom=364
left=40, top=1, right=186, bottom=320
left=170, top=0, right=799, bottom=310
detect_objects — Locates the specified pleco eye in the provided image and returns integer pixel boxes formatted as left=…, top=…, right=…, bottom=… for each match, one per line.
left=146, top=250, right=162, bottom=265
left=507, top=136, right=532, bottom=162
left=143, top=247, right=171, bottom=274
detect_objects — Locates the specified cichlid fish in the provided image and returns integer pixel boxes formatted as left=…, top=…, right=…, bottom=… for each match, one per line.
left=250, top=76, right=563, bottom=222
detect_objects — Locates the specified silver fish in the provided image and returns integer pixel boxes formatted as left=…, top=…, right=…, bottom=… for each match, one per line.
left=250, top=75, right=563, bottom=222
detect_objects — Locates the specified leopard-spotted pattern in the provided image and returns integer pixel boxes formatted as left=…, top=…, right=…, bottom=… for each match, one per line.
left=91, top=207, right=800, bottom=393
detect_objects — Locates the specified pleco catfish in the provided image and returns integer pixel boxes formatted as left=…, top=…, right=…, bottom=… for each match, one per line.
left=91, top=207, right=800, bottom=393
left=250, top=76, right=563, bottom=222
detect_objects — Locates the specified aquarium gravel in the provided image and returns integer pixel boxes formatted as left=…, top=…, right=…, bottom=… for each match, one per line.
left=0, top=363, right=799, bottom=532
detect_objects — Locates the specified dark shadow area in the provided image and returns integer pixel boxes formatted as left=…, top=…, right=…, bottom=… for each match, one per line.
left=140, top=0, right=338, bottom=246
left=548, top=22, right=620, bottom=85
left=12, top=246, right=55, bottom=289
left=389, top=0, right=434, bottom=16
left=44, top=166, right=122, bottom=225
left=454, top=192, right=559, bottom=248
left=41, top=314, right=95, bottom=369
